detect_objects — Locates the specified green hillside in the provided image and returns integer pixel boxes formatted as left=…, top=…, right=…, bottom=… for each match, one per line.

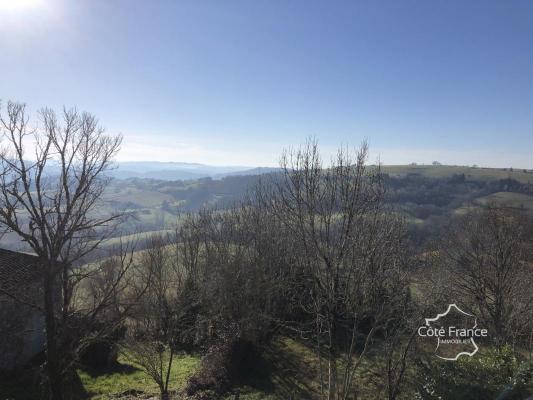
left=381, top=164, right=533, bottom=183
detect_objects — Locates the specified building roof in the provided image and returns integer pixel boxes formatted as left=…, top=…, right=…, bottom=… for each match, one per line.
left=0, top=248, right=45, bottom=370
left=0, top=248, right=42, bottom=307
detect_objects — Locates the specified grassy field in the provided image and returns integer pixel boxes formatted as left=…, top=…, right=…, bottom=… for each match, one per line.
left=453, top=191, right=533, bottom=215
left=381, top=164, right=533, bottom=183
left=78, top=353, right=200, bottom=399
left=98, top=229, right=175, bottom=248
left=473, top=191, right=533, bottom=211
left=104, top=186, right=175, bottom=208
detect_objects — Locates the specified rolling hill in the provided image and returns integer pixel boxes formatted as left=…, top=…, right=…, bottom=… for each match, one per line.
left=111, top=161, right=278, bottom=181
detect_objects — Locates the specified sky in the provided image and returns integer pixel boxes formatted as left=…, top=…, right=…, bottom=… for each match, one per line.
left=0, top=0, right=532, bottom=167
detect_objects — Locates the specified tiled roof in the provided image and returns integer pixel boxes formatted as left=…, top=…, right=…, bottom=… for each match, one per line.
left=0, top=248, right=42, bottom=307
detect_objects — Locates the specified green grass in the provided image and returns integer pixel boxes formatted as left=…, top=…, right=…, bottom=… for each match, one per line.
left=226, top=337, right=392, bottom=400
left=98, top=229, right=175, bottom=248
left=0, top=351, right=199, bottom=400
left=77, top=338, right=319, bottom=400
left=453, top=191, right=533, bottom=216
left=78, top=352, right=200, bottom=399
left=474, top=191, right=533, bottom=212
left=380, top=164, right=533, bottom=183
left=104, top=186, right=175, bottom=208
left=2, top=337, right=529, bottom=399
left=218, top=337, right=320, bottom=400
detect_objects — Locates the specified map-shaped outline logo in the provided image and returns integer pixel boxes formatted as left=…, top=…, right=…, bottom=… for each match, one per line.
left=424, top=303, right=479, bottom=361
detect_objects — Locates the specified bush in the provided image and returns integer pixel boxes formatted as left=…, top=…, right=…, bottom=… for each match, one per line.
left=185, top=331, right=253, bottom=398
left=415, top=346, right=533, bottom=400
left=79, top=340, right=119, bottom=370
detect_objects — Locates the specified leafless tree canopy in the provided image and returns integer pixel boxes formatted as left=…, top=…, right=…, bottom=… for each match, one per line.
left=0, top=101, right=123, bottom=400
left=436, top=205, right=533, bottom=348
left=0, top=101, right=122, bottom=263
left=254, top=139, right=411, bottom=400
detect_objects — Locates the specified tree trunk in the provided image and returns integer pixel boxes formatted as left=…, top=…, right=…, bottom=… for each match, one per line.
left=328, top=356, right=337, bottom=400
left=328, top=318, right=338, bottom=400
left=44, top=271, right=63, bottom=400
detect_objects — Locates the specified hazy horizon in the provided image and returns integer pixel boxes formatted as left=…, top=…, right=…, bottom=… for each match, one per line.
left=112, top=159, right=530, bottom=171
left=1, top=0, right=532, bottom=168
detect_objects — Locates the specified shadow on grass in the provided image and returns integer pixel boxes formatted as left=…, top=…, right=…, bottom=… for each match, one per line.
left=0, top=368, right=42, bottom=400
left=0, top=366, right=90, bottom=400
left=78, top=360, right=141, bottom=378
left=236, top=344, right=276, bottom=394
left=230, top=339, right=318, bottom=399
left=265, top=347, right=318, bottom=399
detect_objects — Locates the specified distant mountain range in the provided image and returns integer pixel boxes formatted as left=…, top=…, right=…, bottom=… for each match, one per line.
left=111, top=161, right=280, bottom=181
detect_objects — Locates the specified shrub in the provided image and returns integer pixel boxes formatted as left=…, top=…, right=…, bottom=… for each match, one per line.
left=415, top=346, right=533, bottom=400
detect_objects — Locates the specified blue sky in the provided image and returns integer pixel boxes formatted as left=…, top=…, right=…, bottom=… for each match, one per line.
left=1, top=0, right=532, bottom=167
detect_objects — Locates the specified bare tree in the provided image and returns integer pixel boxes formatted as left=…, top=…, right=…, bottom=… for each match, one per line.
left=436, top=205, right=533, bottom=348
left=258, top=139, right=410, bottom=400
left=69, top=239, right=139, bottom=368
left=0, top=101, right=122, bottom=399
left=377, top=298, right=420, bottom=400
left=175, top=206, right=295, bottom=397
left=122, top=235, right=183, bottom=400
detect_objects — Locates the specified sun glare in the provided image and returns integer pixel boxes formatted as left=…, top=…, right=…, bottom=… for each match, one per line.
left=0, top=0, right=43, bottom=11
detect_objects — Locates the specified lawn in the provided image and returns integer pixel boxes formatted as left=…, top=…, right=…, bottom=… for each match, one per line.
left=223, top=337, right=409, bottom=400
left=2, top=338, right=530, bottom=399
left=0, top=352, right=199, bottom=400
left=78, top=353, right=200, bottom=399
